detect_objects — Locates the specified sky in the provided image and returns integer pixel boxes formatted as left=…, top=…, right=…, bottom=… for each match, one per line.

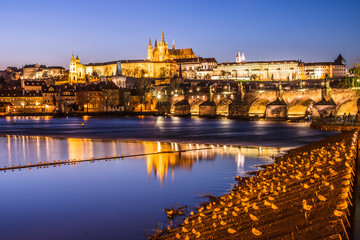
left=0, top=0, right=359, bottom=70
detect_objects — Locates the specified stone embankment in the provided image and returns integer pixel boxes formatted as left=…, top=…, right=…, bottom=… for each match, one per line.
left=153, top=130, right=358, bottom=240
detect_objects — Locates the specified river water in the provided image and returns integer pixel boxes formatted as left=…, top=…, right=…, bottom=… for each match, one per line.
left=0, top=117, right=339, bottom=240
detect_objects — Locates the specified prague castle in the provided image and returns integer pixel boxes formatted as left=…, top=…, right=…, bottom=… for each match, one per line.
left=146, top=32, right=196, bottom=61
left=69, top=53, right=119, bottom=83
left=67, top=33, right=347, bottom=84
left=68, top=32, right=198, bottom=82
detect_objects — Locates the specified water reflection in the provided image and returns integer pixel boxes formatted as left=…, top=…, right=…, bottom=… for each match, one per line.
left=0, top=135, right=286, bottom=185
left=0, top=135, right=290, bottom=240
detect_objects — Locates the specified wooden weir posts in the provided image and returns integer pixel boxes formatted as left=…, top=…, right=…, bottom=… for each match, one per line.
left=0, top=147, right=213, bottom=172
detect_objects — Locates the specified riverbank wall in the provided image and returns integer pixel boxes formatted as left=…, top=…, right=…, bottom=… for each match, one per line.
left=153, top=130, right=358, bottom=240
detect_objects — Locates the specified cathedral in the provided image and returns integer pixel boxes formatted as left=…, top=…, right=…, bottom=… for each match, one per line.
left=147, top=32, right=196, bottom=61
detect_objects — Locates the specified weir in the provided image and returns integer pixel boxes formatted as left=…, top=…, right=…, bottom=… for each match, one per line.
left=0, top=147, right=213, bottom=172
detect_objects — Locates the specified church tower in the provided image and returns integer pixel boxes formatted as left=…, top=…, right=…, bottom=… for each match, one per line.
left=236, top=51, right=241, bottom=63
left=172, top=38, right=175, bottom=50
left=157, top=32, right=169, bottom=61
left=69, top=52, right=85, bottom=84
left=69, top=52, right=77, bottom=83
left=236, top=51, right=246, bottom=63
left=147, top=38, right=153, bottom=60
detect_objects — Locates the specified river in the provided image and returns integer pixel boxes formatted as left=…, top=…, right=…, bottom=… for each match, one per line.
left=0, top=116, right=339, bottom=240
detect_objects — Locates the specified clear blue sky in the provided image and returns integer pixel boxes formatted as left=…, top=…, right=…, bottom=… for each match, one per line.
left=1, top=0, right=359, bottom=69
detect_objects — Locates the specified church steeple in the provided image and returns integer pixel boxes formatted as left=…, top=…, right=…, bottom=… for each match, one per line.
left=147, top=37, right=153, bottom=60
left=161, top=32, right=165, bottom=45
left=172, top=37, right=175, bottom=50
left=71, top=52, right=75, bottom=62
left=236, top=51, right=241, bottom=63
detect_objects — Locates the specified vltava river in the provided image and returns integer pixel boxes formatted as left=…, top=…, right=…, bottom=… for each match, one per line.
left=0, top=117, right=338, bottom=240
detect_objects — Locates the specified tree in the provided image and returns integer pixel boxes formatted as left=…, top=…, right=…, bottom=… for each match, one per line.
left=139, top=69, right=147, bottom=78
left=133, top=67, right=140, bottom=78
left=104, top=67, right=110, bottom=76
left=250, top=74, right=258, bottom=81
left=159, top=67, right=166, bottom=78
left=92, top=71, right=99, bottom=79
left=42, top=71, right=49, bottom=78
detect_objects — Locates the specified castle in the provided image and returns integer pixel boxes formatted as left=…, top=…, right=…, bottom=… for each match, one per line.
left=147, top=32, right=196, bottom=61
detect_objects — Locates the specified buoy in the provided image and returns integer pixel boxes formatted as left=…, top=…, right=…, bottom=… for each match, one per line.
left=81, top=122, right=85, bottom=127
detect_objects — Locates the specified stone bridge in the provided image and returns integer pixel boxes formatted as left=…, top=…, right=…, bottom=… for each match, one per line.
left=164, top=88, right=358, bottom=119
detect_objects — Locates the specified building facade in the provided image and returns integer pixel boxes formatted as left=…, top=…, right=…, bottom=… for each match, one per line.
left=214, top=60, right=299, bottom=81
left=213, top=54, right=347, bottom=81
left=147, top=32, right=196, bottom=61
left=23, top=64, right=65, bottom=79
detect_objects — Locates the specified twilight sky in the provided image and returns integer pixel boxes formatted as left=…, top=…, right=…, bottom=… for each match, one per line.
left=1, top=0, right=359, bottom=70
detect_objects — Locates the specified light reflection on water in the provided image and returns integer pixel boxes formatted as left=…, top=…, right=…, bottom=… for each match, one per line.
left=0, top=135, right=285, bottom=240
left=0, top=135, right=284, bottom=184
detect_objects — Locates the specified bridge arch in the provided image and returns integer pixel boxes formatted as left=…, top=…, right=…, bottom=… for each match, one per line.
left=170, top=99, right=182, bottom=114
left=248, top=98, right=270, bottom=117
left=190, top=99, right=205, bottom=115
left=336, top=97, right=359, bottom=116
left=287, top=98, right=314, bottom=119
left=216, top=99, right=233, bottom=116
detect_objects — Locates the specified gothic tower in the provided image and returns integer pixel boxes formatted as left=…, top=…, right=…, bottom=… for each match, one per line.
left=147, top=38, right=153, bottom=60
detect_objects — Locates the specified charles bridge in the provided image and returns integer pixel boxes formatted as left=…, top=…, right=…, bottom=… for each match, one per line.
left=158, top=82, right=358, bottom=119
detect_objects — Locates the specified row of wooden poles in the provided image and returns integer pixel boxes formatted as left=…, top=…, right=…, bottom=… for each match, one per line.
left=0, top=147, right=213, bottom=172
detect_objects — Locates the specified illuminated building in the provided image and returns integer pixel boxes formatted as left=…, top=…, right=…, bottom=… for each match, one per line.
left=0, top=90, right=44, bottom=113
left=42, top=85, right=61, bottom=111
left=175, top=57, right=217, bottom=79
left=85, top=61, right=119, bottom=78
left=298, top=55, right=347, bottom=80
left=147, top=32, right=196, bottom=61
left=67, top=33, right=206, bottom=80
left=69, top=53, right=86, bottom=83
left=214, top=60, right=299, bottom=81
left=22, top=64, right=65, bottom=79
left=75, top=84, right=104, bottom=112
left=120, top=59, right=177, bottom=78
left=0, top=102, right=12, bottom=115
left=213, top=53, right=347, bottom=81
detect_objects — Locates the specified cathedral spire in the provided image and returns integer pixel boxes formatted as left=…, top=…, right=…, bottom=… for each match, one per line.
left=172, top=37, right=175, bottom=50
left=155, top=38, right=157, bottom=47
left=149, top=37, right=152, bottom=46
left=161, top=32, right=165, bottom=44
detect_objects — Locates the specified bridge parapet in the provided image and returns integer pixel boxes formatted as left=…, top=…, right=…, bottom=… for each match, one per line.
left=166, top=88, right=358, bottom=119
